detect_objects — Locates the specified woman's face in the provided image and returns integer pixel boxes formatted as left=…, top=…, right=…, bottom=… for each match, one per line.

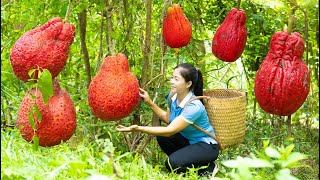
left=170, top=67, right=191, bottom=94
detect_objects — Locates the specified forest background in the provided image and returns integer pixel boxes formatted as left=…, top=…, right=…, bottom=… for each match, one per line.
left=1, top=0, right=319, bottom=179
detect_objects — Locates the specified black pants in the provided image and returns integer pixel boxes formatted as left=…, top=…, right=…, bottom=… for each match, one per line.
left=156, top=133, right=219, bottom=175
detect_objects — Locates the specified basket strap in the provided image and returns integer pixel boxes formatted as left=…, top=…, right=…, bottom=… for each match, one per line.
left=182, top=96, right=223, bottom=150
left=183, top=96, right=211, bottom=106
left=191, top=123, right=223, bottom=150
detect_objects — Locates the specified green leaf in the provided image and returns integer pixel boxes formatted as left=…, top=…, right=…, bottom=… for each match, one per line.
left=38, top=69, right=53, bottom=104
left=252, top=14, right=264, bottom=21
left=262, top=140, right=270, bottom=150
left=141, top=155, right=147, bottom=169
left=246, top=158, right=274, bottom=168
left=284, top=144, right=295, bottom=158
left=33, top=135, right=39, bottom=151
left=33, top=106, right=42, bottom=123
left=25, top=80, right=36, bottom=90
left=28, top=69, right=36, bottom=78
left=265, top=147, right=281, bottom=159
left=275, top=169, right=299, bottom=180
left=223, top=157, right=249, bottom=168
left=28, top=107, right=36, bottom=130
left=281, top=152, right=307, bottom=168
left=69, top=161, right=87, bottom=171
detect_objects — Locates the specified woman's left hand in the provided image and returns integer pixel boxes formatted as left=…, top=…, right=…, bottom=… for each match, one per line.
left=116, top=124, right=139, bottom=132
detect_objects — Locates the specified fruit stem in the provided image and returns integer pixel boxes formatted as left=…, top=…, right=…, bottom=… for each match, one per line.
left=174, top=48, right=180, bottom=65
left=64, top=0, right=72, bottom=23
left=287, top=115, right=292, bottom=137
left=236, top=0, right=241, bottom=9
left=287, top=0, right=298, bottom=34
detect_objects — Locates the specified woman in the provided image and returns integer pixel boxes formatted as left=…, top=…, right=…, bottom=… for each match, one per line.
left=116, top=63, right=219, bottom=176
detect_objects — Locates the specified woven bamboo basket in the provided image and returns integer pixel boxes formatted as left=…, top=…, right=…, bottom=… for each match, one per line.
left=203, top=89, right=247, bottom=149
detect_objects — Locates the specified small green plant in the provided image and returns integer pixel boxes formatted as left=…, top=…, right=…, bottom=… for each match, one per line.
left=219, top=140, right=309, bottom=180
left=25, top=67, right=53, bottom=150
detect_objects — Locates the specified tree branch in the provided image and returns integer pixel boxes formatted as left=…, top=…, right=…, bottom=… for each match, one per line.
left=78, top=9, right=92, bottom=87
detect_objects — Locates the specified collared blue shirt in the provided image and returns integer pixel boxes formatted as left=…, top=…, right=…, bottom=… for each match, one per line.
left=167, top=91, right=217, bottom=145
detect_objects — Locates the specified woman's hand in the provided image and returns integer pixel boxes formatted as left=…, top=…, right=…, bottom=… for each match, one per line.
left=139, top=88, right=152, bottom=105
left=116, top=124, right=139, bottom=132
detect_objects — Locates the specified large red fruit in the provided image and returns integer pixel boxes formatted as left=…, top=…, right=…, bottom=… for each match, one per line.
left=17, top=80, right=76, bottom=147
left=10, top=17, right=75, bottom=82
left=88, top=53, right=140, bottom=121
left=162, top=4, right=192, bottom=48
left=254, top=31, right=310, bottom=116
left=212, top=8, right=247, bottom=62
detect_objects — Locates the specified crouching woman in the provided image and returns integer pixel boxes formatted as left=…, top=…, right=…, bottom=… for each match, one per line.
left=116, top=63, right=219, bottom=176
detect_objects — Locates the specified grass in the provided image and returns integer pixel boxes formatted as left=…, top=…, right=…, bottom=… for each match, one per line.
left=1, top=128, right=213, bottom=180
left=1, top=116, right=319, bottom=180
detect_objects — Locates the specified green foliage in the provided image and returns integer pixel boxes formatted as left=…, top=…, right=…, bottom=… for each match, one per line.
left=1, top=128, right=114, bottom=179
left=1, top=128, right=211, bottom=180
left=2, top=126, right=317, bottom=180
left=219, top=140, right=309, bottom=180
left=1, top=0, right=318, bottom=179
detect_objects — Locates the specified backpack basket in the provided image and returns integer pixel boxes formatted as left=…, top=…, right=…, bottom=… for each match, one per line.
left=202, top=89, right=247, bottom=149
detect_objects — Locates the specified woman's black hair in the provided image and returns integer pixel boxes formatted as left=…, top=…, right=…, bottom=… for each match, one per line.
left=174, top=63, right=203, bottom=99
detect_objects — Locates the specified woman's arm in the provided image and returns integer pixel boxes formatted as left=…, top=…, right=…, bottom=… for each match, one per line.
left=139, top=88, right=169, bottom=123
left=116, top=116, right=189, bottom=137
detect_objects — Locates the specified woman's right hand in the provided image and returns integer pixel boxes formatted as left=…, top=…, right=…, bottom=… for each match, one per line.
left=139, top=88, right=152, bottom=105
left=116, top=125, right=139, bottom=132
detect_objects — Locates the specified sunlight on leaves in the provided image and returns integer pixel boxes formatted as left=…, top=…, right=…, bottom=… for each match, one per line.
left=28, top=69, right=36, bottom=78
left=275, top=169, right=299, bottom=180
left=281, top=152, right=307, bottom=168
left=265, top=147, right=281, bottom=159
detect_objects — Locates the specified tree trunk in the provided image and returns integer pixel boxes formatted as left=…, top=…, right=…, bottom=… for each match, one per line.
left=96, top=1, right=105, bottom=70
left=78, top=9, right=91, bottom=88
left=131, top=0, right=169, bottom=154
left=105, top=0, right=114, bottom=56
left=122, top=0, right=131, bottom=56
left=141, top=0, right=152, bottom=88
left=131, top=0, right=152, bottom=151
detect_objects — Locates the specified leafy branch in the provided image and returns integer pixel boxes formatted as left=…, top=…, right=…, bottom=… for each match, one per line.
left=26, top=67, right=54, bottom=150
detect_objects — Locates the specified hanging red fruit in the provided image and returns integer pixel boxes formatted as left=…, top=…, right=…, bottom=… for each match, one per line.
left=17, top=80, right=76, bottom=147
left=212, top=8, right=247, bottom=62
left=162, top=4, right=192, bottom=48
left=10, top=17, right=75, bottom=82
left=88, top=53, right=140, bottom=121
left=254, top=31, right=310, bottom=116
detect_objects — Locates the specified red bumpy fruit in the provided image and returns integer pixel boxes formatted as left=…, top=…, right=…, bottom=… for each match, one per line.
left=17, top=80, right=77, bottom=147
left=162, top=4, right=192, bottom=48
left=10, top=17, right=75, bottom=82
left=212, top=8, right=247, bottom=62
left=254, top=31, right=310, bottom=116
left=88, top=53, right=140, bottom=121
